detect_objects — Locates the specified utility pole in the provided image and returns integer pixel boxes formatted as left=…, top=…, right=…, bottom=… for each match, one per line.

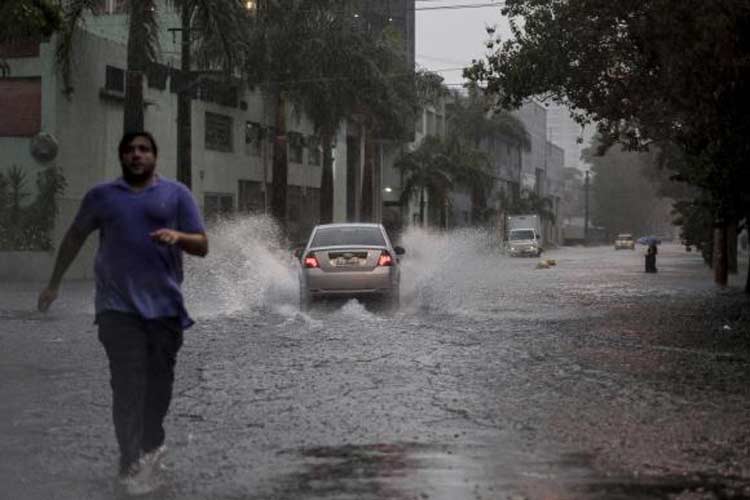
left=584, top=169, right=590, bottom=244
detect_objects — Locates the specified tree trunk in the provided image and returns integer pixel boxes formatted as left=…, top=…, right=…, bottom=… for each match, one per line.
left=176, top=4, right=192, bottom=189
left=271, top=90, right=288, bottom=235
left=124, top=0, right=148, bottom=133
left=713, top=223, right=728, bottom=286
left=728, top=218, right=738, bottom=274
left=319, top=130, right=334, bottom=224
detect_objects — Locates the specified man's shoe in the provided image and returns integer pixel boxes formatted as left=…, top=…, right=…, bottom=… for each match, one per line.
left=142, top=445, right=168, bottom=471
left=118, top=459, right=157, bottom=496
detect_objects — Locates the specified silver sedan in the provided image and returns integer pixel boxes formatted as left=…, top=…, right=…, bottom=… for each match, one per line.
left=296, top=223, right=405, bottom=310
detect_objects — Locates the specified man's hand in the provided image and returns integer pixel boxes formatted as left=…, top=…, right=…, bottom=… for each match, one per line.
left=150, top=228, right=208, bottom=256
left=38, top=287, right=58, bottom=312
left=150, top=228, right=181, bottom=245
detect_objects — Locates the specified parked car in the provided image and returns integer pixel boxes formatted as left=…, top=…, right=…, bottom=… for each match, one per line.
left=296, top=223, right=405, bottom=311
left=614, top=233, right=635, bottom=250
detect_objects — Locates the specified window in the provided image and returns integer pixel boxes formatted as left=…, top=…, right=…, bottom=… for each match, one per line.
left=245, top=121, right=262, bottom=156
left=0, top=38, right=40, bottom=58
left=307, top=136, right=321, bottom=166
left=288, top=131, right=304, bottom=163
left=105, top=65, right=125, bottom=93
left=311, top=226, right=386, bottom=247
left=204, top=192, right=234, bottom=221
left=205, top=112, right=233, bottom=152
left=0, top=78, right=41, bottom=137
left=238, top=180, right=264, bottom=214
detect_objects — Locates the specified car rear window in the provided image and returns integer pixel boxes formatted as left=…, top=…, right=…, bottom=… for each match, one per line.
left=509, top=229, right=535, bottom=241
left=311, top=227, right=386, bottom=247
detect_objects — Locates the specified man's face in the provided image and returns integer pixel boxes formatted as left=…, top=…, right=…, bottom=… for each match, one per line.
left=120, top=136, right=156, bottom=184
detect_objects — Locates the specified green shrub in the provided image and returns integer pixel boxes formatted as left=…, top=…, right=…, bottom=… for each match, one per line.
left=0, top=165, right=66, bottom=251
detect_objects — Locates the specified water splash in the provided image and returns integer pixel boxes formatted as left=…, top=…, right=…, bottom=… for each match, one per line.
left=184, top=215, right=299, bottom=318
left=183, top=221, right=533, bottom=319
left=398, top=226, right=513, bottom=316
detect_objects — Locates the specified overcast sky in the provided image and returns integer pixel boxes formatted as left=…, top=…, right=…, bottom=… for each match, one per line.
left=415, top=1, right=511, bottom=88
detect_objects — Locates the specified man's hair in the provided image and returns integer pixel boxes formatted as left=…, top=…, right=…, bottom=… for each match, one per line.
left=118, top=131, right=158, bottom=159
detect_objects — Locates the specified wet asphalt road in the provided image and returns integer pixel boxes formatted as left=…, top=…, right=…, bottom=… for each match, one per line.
left=2, top=224, right=750, bottom=500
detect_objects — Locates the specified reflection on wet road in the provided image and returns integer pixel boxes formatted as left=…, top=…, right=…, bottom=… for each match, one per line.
left=2, top=217, right=750, bottom=499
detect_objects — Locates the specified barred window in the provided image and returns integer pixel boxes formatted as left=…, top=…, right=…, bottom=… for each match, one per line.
left=205, top=112, right=233, bottom=152
left=204, top=192, right=234, bottom=222
left=105, top=65, right=125, bottom=93
left=307, top=136, right=321, bottom=166
left=288, top=131, right=304, bottom=163
left=245, top=121, right=262, bottom=156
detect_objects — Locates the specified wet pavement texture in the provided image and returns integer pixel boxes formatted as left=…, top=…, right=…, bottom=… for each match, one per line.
left=2, top=222, right=750, bottom=500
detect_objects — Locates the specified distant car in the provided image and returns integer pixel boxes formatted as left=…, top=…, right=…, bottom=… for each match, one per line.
left=614, top=233, right=635, bottom=250
left=297, top=223, right=405, bottom=311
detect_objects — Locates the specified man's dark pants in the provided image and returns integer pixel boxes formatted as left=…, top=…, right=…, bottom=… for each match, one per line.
left=97, top=311, right=183, bottom=472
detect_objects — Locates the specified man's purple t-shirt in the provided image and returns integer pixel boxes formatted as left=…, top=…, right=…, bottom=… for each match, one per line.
left=73, top=176, right=205, bottom=329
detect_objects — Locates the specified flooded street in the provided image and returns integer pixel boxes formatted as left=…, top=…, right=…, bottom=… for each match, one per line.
left=2, top=218, right=750, bottom=500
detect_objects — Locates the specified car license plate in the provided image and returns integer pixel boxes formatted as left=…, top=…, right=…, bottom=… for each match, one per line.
left=335, top=257, right=360, bottom=266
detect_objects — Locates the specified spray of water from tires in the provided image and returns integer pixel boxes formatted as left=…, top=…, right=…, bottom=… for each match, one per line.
left=184, top=217, right=517, bottom=320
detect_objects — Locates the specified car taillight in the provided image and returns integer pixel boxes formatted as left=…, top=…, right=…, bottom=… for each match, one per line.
left=304, top=253, right=319, bottom=268
left=377, top=251, right=393, bottom=267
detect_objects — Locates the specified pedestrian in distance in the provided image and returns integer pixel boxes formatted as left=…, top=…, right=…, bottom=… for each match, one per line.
left=37, top=131, right=208, bottom=495
left=645, top=242, right=658, bottom=273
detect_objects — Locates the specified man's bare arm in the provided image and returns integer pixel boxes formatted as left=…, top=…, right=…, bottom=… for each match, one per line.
left=150, top=229, right=208, bottom=257
left=38, top=226, right=89, bottom=311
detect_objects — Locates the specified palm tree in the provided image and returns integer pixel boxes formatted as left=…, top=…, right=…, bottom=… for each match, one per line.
left=244, top=0, right=312, bottom=232
left=396, top=136, right=453, bottom=227
left=396, top=135, right=493, bottom=228
left=174, top=0, right=249, bottom=188
left=512, top=188, right=556, bottom=223
left=245, top=0, right=420, bottom=231
left=284, top=6, right=370, bottom=224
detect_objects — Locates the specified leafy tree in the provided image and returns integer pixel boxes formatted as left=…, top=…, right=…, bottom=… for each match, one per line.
left=244, top=0, right=318, bottom=233
left=582, top=136, right=672, bottom=240
left=467, top=0, right=750, bottom=290
left=396, top=136, right=453, bottom=227
left=286, top=9, right=424, bottom=224
left=509, top=188, right=555, bottom=223
left=174, top=0, right=250, bottom=188
left=0, top=165, right=66, bottom=251
left=246, top=0, right=420, bottom=231
left=0, top=0, right=63, bottom=77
